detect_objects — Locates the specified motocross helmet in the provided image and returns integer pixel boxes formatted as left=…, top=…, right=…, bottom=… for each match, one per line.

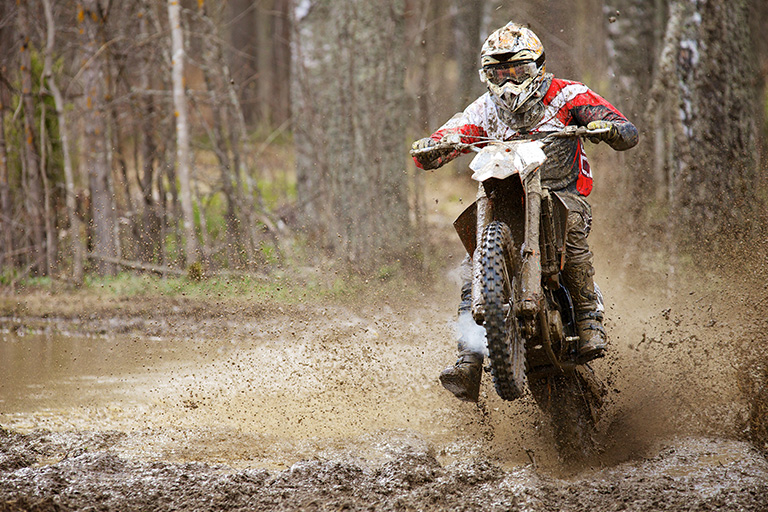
left=479, top=22, right=547, bottom=116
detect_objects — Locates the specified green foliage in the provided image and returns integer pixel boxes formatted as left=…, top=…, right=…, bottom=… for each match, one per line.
left=187, top=261, right=205, bottom=281
left=257, top=242, right=277, bottom=266
left=163, top=233, right=182, bottom=268
left=376, top=262, right=400, bottom=282
left=258, top=175, right=296, bottom=209
left=5, top=48, right=66, bottom=187
left=202, top=193, right=227, bottom=240
left=0, top=268, right=19, bottom=286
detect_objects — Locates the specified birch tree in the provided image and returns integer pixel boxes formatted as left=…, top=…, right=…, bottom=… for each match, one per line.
left=168, top=0, right=199, bottom=266
left=42, top=0, right=84, bottom=284
left=670, top=0, right=758, bottom=241
left=607, top=0, right=760, bottom=243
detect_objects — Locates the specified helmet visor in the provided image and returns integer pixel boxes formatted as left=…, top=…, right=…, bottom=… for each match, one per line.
left=481, top=61, right=537, bottom=86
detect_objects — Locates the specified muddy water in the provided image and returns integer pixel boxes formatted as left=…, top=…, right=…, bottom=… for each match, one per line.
left=0, top=331, right=215, bottom=412
left=2, top=278, right=768, bottom=510
left=0, top=295, right=744, bottom=471
left=2, top=270, right=744, bottom=473
left=1, top=291, right=767, bottom=511
left=0, top=301, right=543, bottom=471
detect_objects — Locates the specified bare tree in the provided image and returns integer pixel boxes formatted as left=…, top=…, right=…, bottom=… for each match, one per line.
left=453, top=0, right=485, bottom=110
left=80, top=0, right=118, bottom=276
left=134, top=1, right=163, bottom=264
left=168, top=0, right=199, bottom=266
left=17, top=1, right=47, bottom=275
left=228, top=0, right=292, bottom=127
left=196, top=4, right=247, bottom=268
left=0, top=82, right=10, bottom=271
left=671, top=0, right=758, bottom=241
left=607, top=0, right=759, bottom=243
left=42, top=0, right=84, bottom=284
left=271, top=0, right=292, bottom=125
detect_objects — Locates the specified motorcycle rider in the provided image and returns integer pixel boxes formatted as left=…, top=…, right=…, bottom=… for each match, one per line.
left=411, top=22, right=638, bottom=402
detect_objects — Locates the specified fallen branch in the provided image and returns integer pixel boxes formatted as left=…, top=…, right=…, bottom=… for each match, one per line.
left=88, top=253, right=270, bottom=281
left=89, top=253, right=185, bottom=276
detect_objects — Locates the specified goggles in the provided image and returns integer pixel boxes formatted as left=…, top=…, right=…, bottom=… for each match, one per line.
left=481, top=61, right=537, bottom=86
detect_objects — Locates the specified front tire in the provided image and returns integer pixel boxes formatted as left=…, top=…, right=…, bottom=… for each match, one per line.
left=478, top=221, right=525, bottom=401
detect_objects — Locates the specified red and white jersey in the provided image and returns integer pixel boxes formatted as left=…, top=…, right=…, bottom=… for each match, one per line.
left=416, top=78, right=638, bottom=196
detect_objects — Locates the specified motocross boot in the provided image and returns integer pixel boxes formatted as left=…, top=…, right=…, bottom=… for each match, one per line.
left=439, top=350, right=484, bottom=402
left=562, top=261, right=607, bottom=361
left=439, top=279, right=484, bottom=402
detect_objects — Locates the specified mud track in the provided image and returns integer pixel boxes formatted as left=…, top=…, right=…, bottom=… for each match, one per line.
left=2, top=187, right=768, bottom=510
left=3, top=259, right=768, bottom=511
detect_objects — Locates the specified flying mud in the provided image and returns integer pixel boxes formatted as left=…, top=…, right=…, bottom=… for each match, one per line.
left=1, top=181, right=767, bottom=511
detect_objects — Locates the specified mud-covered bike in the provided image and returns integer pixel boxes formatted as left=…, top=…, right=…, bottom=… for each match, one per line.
left=413, top=126, right=609, bottom=457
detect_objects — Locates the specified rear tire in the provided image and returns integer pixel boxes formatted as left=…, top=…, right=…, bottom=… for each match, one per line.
left=528, top=364, right=606, bottom=460
left=479, top=221, right=525, bottom=401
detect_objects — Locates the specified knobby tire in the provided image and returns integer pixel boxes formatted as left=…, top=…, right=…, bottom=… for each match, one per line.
left=479, top=221, right=525, bottom=401
left=528, top=364, right=606, bottom=460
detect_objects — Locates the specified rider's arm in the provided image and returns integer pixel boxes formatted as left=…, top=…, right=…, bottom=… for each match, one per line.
left=412, top=97, right=490, bottom=170
left=554, top=81, right=639, bottom=151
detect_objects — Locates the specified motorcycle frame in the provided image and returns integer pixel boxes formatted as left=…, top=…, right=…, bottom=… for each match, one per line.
left=453, top=165, right=572, bottom=368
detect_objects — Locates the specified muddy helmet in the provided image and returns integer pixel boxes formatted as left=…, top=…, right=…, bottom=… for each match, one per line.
left=479, top=22, right=547, bottom=115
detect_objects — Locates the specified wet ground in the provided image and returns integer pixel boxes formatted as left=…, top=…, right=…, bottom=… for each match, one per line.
left=2, top=178, right=768, bottom=510
left=2, top=256, right=768, bottom=511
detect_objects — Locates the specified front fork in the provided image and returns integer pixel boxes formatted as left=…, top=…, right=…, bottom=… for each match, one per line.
left=520, top=174, right=543, bottom=316
left=471, top=191, right=491, bottom=325
left=470, top=175, right=544, bottom=326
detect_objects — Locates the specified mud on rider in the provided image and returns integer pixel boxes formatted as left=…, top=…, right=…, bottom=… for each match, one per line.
left=411, top=22, right=638, bottom=402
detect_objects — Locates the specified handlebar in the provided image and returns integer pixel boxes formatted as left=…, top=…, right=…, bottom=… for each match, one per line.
left=409, top=125, right=611, bottom=157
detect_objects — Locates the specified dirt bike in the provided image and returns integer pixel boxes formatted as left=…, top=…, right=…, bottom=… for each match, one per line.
left=413, top=126, right=609, bottom=458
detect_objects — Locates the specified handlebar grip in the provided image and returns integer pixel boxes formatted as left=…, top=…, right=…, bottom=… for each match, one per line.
left=409, top=143, right=459, bottom=157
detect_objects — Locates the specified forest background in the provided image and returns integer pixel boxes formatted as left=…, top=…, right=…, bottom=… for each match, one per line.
left=0, top=0, right=766, bottom=284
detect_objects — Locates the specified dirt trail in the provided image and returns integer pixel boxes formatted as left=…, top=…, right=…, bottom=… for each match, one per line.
left=2, top=174, right=768, bottom=510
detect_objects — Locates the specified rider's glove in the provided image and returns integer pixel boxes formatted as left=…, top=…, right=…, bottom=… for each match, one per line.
left=412, top=137, right=436, bottom=151
left=410, top=137, right=450, bottom=170
left=586, top=121, right=620, bottom=145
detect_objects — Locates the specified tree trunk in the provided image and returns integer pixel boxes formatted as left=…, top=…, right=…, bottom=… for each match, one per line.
left=0, top=83, right=11, bottom=271
left=671, top=0, right=758, bottom=242
left=228, top=0, right=259, bottom=125
left=18, top=2, right=47, bottom=276
left=605, top=0, right=664, bottom=210
left=80, top=0, right=118, bottom=276
left=195, top=5, right=249, bottom=268
left=42, top=0, right=84, bottom=284
left=453, top=0, right=485, bottom=111
left=271, top=0, right=292, bottom=125
left=606, top=0, right=759, bottom=245
left=168, top=0, right=199, bottom=266
left=293, top=0, right=412, bottom=266
left=136, top=1, right=162, bottom=264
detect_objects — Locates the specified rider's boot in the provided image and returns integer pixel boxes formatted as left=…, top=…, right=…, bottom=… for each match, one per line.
left=562, top=261, right=606, bottom=360
left=439, top=281, right=484, bottom=402
left=439, top=349, right=484, bottom=402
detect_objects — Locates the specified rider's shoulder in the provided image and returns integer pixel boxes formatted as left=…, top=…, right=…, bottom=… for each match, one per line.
left=547, top=77, right=590, bottom=93
left=543, top=78, right=595, bottom=103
